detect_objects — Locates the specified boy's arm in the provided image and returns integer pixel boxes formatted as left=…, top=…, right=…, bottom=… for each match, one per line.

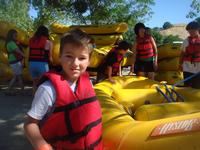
left=24, top=116, right=53, bottom=150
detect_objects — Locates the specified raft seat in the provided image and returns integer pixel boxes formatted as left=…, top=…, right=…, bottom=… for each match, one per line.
left=134, top=102, right=200, bottom=121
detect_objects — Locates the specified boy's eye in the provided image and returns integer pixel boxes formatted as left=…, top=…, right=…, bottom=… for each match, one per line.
left=65, top=54, right=73, bottom=58
left=79, top=57, right=87, bottom=60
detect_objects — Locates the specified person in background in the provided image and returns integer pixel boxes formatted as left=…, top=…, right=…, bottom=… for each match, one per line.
left=24, top=29, right=103, bottom=150
left=29, top=25, right=53, bottom=94
left=179, top=21, right=200, bottom=89
left=129, top=23, right=158, bottom=80
left=5, top=29, right=25, bottom=95
left=96, top=40, right=130, bottom=84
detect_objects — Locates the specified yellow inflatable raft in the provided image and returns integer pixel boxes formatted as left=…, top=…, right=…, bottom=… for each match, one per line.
left=158, top=42, right=182, bottom=60
left=50, top=22, right=128, bottom=34
left=95, top=76, right=200, bottom=150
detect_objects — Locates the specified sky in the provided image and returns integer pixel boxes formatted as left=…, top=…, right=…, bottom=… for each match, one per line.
left=145, top=0, right=195, bottom=28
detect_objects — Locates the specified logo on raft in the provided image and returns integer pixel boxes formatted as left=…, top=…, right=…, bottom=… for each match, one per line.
left=151, top=118, right=200, bottom=137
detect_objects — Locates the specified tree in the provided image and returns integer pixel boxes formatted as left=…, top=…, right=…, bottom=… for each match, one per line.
left=29, top=0, right=155, bottom=42
left=151, top=29, right=163, bottom=46
left=0, top=0, right=33, bottom=31
left=187, top=0, right=200, bottom=18
left=162, top=35, right=182, bottom=44
left=162, top=22, right=173, bottom=29
left=30, top=0, right=155, bottom=25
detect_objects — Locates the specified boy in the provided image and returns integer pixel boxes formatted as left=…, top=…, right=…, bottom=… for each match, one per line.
left=24, top=29, right=103, bottom=150
left=96, top=40, right=130, bottom=83
left=180, top=21, right=200, bottom=88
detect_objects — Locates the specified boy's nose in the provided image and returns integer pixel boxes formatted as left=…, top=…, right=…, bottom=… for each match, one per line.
left=72, top=58, right=79, bottom=66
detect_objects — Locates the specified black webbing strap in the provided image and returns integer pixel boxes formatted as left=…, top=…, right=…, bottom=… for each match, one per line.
left=49, top=118, right=102, bottom=143
left=53, top=96, right=97, bottom=113
left=85, top=136, right=102, bottom=150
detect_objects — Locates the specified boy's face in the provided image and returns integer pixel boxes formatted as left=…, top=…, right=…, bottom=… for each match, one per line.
left=59, top=44, right=90, bottom=82
left=188, top=29, right=199, bottom=37
left=118, top=49, right=128, bottom=56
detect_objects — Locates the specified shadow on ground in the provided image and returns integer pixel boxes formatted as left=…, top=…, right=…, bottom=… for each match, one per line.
left=0, top=84, right=33, bottom=150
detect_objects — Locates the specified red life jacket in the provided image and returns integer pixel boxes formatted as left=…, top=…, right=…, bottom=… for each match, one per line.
left=183, top=36, right=200, bottom=62
left=29, top=36, right=49, bottom=62
left=107, top=48, right=123, bottom=75
left=40, top=72, right=103, bottom=150
left=136, top=35, right=154, bottom=59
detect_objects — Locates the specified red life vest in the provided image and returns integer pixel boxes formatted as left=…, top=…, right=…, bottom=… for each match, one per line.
left=136, top=35, right=154, bottom=59
left=183, top=36, right=200, bottom=62
left=29, top=36, right=49, bottom=62
left=106, top=48, right=123, bottom=75
left=40, top=72, right=103, bottom=150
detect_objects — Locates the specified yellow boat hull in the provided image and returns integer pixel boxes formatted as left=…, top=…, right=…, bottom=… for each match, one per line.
left=158, top=43, right=182, bottom=60
left=50, top=22, right=128, bottom=34
left=95, top=76, right=200, bottom=150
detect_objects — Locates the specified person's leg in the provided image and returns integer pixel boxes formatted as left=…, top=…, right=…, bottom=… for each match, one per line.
left=8, top=75, right=17, bottom=91
left=147, top=72, right=155, bottom=80
left=15, top=62, right=24, bottom=93
left=145, top=61, right=155, bottom=80
left=17, top=75, right=24, bottom=93
left=183, top=72, right=193, bottom=87
left=191, top=73, right=200, bottom=89
left=135, top=60, right=145, bottom=77
left=137, top=71, right=145, bottom=77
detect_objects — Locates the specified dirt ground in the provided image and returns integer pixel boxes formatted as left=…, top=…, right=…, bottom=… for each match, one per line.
left=0, top=84, right=33, bottom=150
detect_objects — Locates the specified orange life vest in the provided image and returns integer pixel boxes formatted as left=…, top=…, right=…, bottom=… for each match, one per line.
left=29, top=36, right=49, bottom=62
left=40, top=72, right=103, bottom=150
left=183, top=36, right=200, bottom=62
left=136, top=35, right=154, bottom=59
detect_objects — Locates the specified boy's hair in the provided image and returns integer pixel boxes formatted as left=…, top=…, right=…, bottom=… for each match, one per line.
left=186, top=21, right=200, bottom=31
left=116, top=40, right=130, bottom=50
left=60, top=28, right=93, bottom=55
left=134, top=23, right=145, bottom=35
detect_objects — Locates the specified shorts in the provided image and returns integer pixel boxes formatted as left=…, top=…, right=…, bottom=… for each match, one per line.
left=183, top=72, right=200, bottom=89
left=29, top=61, right=49, bottom=79
left=135, top=60, right=155, bottom=73
left=10, top=61, right=23, bottom=75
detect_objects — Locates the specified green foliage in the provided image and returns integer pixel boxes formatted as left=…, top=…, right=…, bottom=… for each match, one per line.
left=29, top=0, right=155, bottom=42
left=151, top=29, right=163, bottom=46
left=187, top=0, right=200, bottom=18
left=162, top=22, right=173, bottom=29
left=162, top=35, right=182, bottom=44
left=0, top=0, right=33, bottom=31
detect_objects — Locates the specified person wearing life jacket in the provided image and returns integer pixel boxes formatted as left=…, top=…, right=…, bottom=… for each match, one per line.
left=5, top=29, right=25, bottom=95
left=24, top=28, right=103, bottom=150
left=129, top=23, right=158, bottom=80
left=96, top=40, right=130, bottom=84
left=29, top=25, right=53, bottom=94
left=180, top=21, right=200, bottom=89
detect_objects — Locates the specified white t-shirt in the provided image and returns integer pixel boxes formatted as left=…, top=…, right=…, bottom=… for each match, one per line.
left=27, top=80, right=76, bottom=120
left=182, top=38, right=200, bottom=73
